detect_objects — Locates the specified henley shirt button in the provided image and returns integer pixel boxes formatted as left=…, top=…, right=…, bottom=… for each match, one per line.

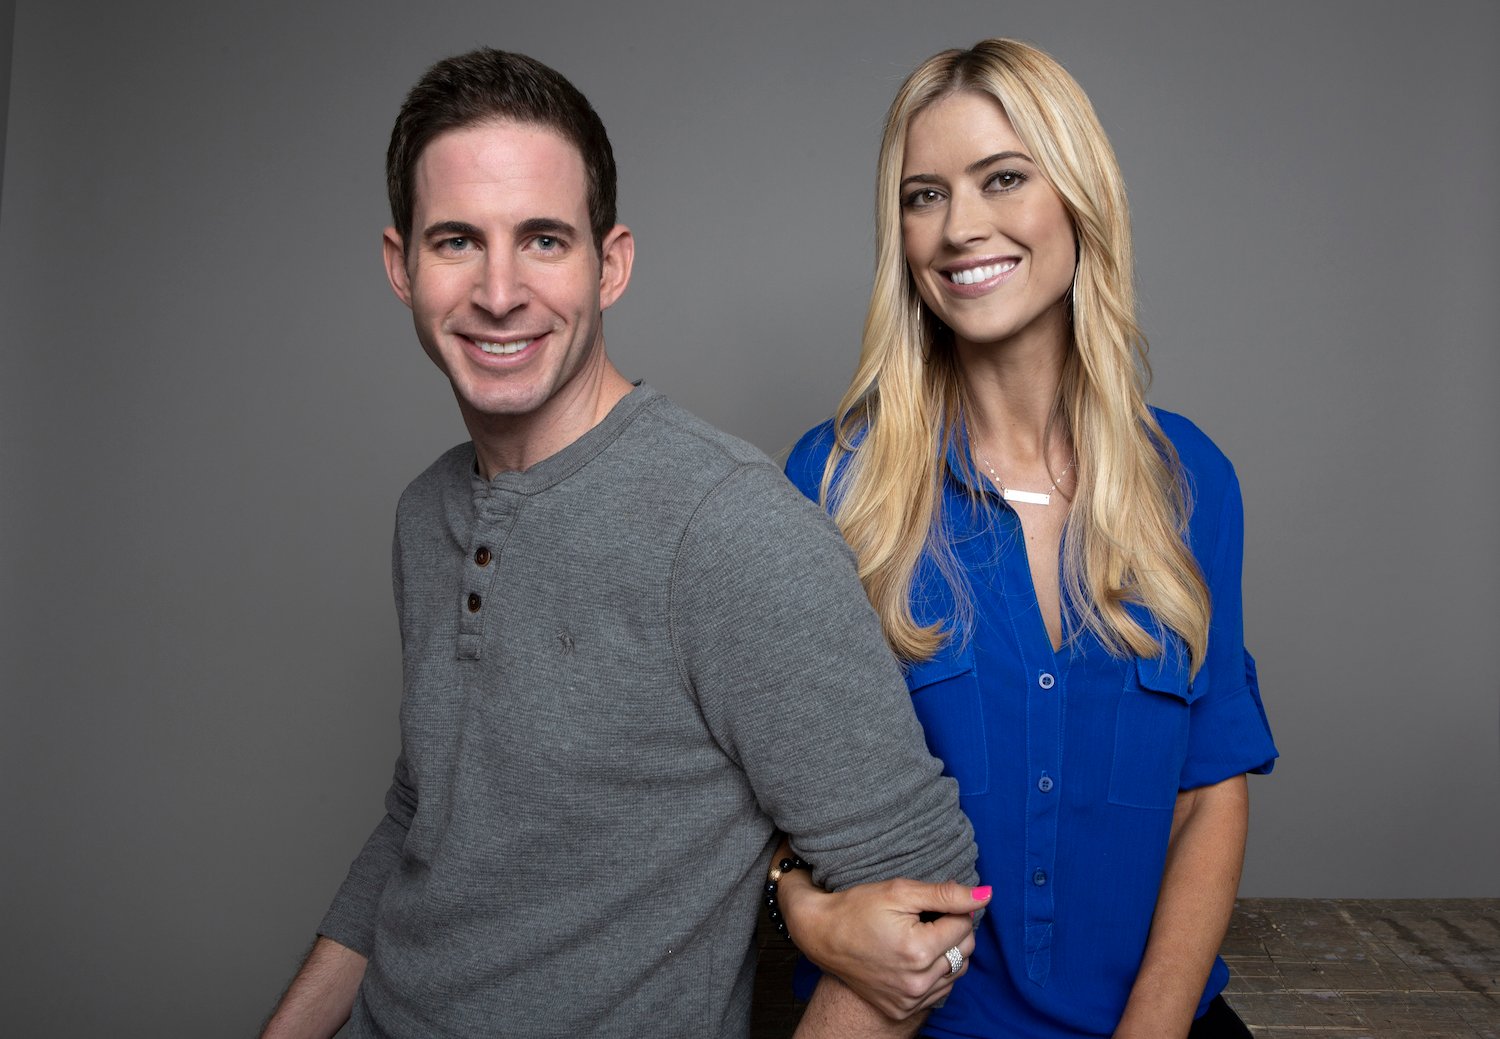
left=1032, top=869, right=1048, bottom=886
left=1038, top=672, right=1055, bottom=690
left=1037, top=775, right=1054, bottom=792
left=467, top=593, right=482, bottom=613
left=475, top=546, right=491, bottom=567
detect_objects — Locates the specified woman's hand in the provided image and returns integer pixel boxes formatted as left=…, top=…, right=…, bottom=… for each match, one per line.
left=775, top=841, right=992, bottom=1020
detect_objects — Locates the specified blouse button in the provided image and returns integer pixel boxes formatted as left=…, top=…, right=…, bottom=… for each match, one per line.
left=1037, top=775, right=1054, bottom=793
left=475, top=546, right=491, bottom=567
left=1038, top=672, right=1055, bottom=690
left=467, top=593, right=482, bottom=613
left=1032, top=869, right=1049, bottom=886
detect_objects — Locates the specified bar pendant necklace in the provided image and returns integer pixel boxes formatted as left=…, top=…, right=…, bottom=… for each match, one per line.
left=978, top=453, right=1075, bottom=507
left=1001, top=486, right=1052, bottom=506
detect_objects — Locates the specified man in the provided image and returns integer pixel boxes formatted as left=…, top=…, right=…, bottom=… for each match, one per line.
left=261, top=49, right=981, bottom=1038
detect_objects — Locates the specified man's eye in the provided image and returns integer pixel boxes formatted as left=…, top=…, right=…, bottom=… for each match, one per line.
left=535, top=236, right=560, bottom=250
left=442, top=237, right=471, bottom=251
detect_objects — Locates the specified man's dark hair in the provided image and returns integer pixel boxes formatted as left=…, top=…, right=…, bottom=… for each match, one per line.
left=387, top=48, right=617, bottom=252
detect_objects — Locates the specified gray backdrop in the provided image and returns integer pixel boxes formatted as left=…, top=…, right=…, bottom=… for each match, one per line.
left=3, top=1, right=1496, bottom=1033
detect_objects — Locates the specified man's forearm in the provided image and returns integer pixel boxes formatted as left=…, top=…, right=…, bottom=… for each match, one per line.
left=260, top=935, right=367, bottom=1039
left=794, top=974, right=927, bottom=1039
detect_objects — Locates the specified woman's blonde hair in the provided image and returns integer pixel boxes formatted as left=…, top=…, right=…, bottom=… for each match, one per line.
left=822, top=38, right=1211, bottom=672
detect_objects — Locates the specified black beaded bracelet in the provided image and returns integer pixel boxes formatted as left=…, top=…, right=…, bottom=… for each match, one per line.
left=765, top=854, right=811, bottom=939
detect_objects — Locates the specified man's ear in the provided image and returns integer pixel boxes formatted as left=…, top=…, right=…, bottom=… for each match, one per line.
left=597, top=224, right=635, bottom=311
left=383, top=227, right=414, bottom=309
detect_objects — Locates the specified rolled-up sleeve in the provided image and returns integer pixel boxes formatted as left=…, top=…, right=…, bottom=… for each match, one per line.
left=317, top=755, right=416, bottom=955
left=316, top=528, right=415, bottom=955
left=1181, top=454, right=1277, bottom=789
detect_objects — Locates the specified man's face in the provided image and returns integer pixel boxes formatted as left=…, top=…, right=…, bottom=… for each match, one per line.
left=384, top=120, right=631, bottom=430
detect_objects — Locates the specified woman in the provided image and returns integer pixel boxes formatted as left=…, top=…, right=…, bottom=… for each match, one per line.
left=778, top=39, right=1277, bottom=1039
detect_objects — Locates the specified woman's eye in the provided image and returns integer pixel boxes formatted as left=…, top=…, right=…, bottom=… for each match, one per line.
left=989, top=170, right=1025, bottom=191
left=904, top=188, right=944, bottom=209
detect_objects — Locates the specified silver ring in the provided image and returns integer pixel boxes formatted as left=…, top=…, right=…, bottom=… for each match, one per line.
left=944, top=946, right=964, bottom=975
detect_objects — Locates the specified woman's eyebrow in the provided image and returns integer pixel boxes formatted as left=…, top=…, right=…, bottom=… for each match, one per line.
left=901, top=150, right=1036, bottom=190
left=966, top=150, right=1033, bottom=174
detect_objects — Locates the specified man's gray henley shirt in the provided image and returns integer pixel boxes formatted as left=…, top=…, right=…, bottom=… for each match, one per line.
left=319, top=385, right=976, bottom=1037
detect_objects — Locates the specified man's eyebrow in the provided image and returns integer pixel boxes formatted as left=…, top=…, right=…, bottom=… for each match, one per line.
left=420, top=217, right=580, bottom=241
left=900, top=150, right=1036, bottom=190
left=516, top=217, right=578, bottom=238
left=422, top=220, right=483, bottom=239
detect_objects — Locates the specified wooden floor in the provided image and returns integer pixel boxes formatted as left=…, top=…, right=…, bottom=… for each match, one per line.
left=1223, top=899, right=1499, bottom=1038
left=751, top=898, right=1500, bottom=1038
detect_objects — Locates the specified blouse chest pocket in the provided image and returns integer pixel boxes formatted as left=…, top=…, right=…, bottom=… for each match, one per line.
left=1107, top=648, right=1196, bottom=810
left=906, top=645, right=990, bottom=797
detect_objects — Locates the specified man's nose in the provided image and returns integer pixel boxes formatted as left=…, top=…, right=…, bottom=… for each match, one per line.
left=471, top=252, right=529, bottom=317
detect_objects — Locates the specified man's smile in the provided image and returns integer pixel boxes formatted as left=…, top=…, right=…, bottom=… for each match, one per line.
left=475, top=336, right=536, bottom=356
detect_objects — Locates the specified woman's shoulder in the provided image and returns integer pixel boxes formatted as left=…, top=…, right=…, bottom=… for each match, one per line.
left=784, top=419, right=840, bottom=502
left=1151, top=407, right=1239, bottom=496
left=1150, top=407, right=1246, bottom=559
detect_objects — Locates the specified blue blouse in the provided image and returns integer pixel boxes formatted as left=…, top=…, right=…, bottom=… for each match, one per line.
left=785, top=410, right=1277, bottom=1039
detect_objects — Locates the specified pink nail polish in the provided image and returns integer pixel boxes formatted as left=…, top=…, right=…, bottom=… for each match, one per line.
left=972, top=885, right=992, bottom=901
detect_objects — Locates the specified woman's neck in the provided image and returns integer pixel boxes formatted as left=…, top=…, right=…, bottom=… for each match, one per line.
left=955, top=332, right=1069, bottom=467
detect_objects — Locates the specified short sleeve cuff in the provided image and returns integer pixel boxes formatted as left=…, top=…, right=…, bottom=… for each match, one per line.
left=1181, top=680, right=1278, bottom=790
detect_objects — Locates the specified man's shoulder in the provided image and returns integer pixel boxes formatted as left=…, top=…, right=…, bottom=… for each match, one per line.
left=621, top=393, right=838, bottom=541
left=627, top=391, right=774, bottom=473
left=612, top=391, right=808, bottom=505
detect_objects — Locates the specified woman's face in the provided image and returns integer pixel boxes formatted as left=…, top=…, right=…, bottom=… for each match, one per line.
left=900, top=91, right=1077, bottom=358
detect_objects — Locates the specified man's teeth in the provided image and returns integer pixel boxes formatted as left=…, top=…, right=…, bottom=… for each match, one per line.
left=948, top=261, right=1016, bottom=285
left=478, top=338, right=534, bottom=355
